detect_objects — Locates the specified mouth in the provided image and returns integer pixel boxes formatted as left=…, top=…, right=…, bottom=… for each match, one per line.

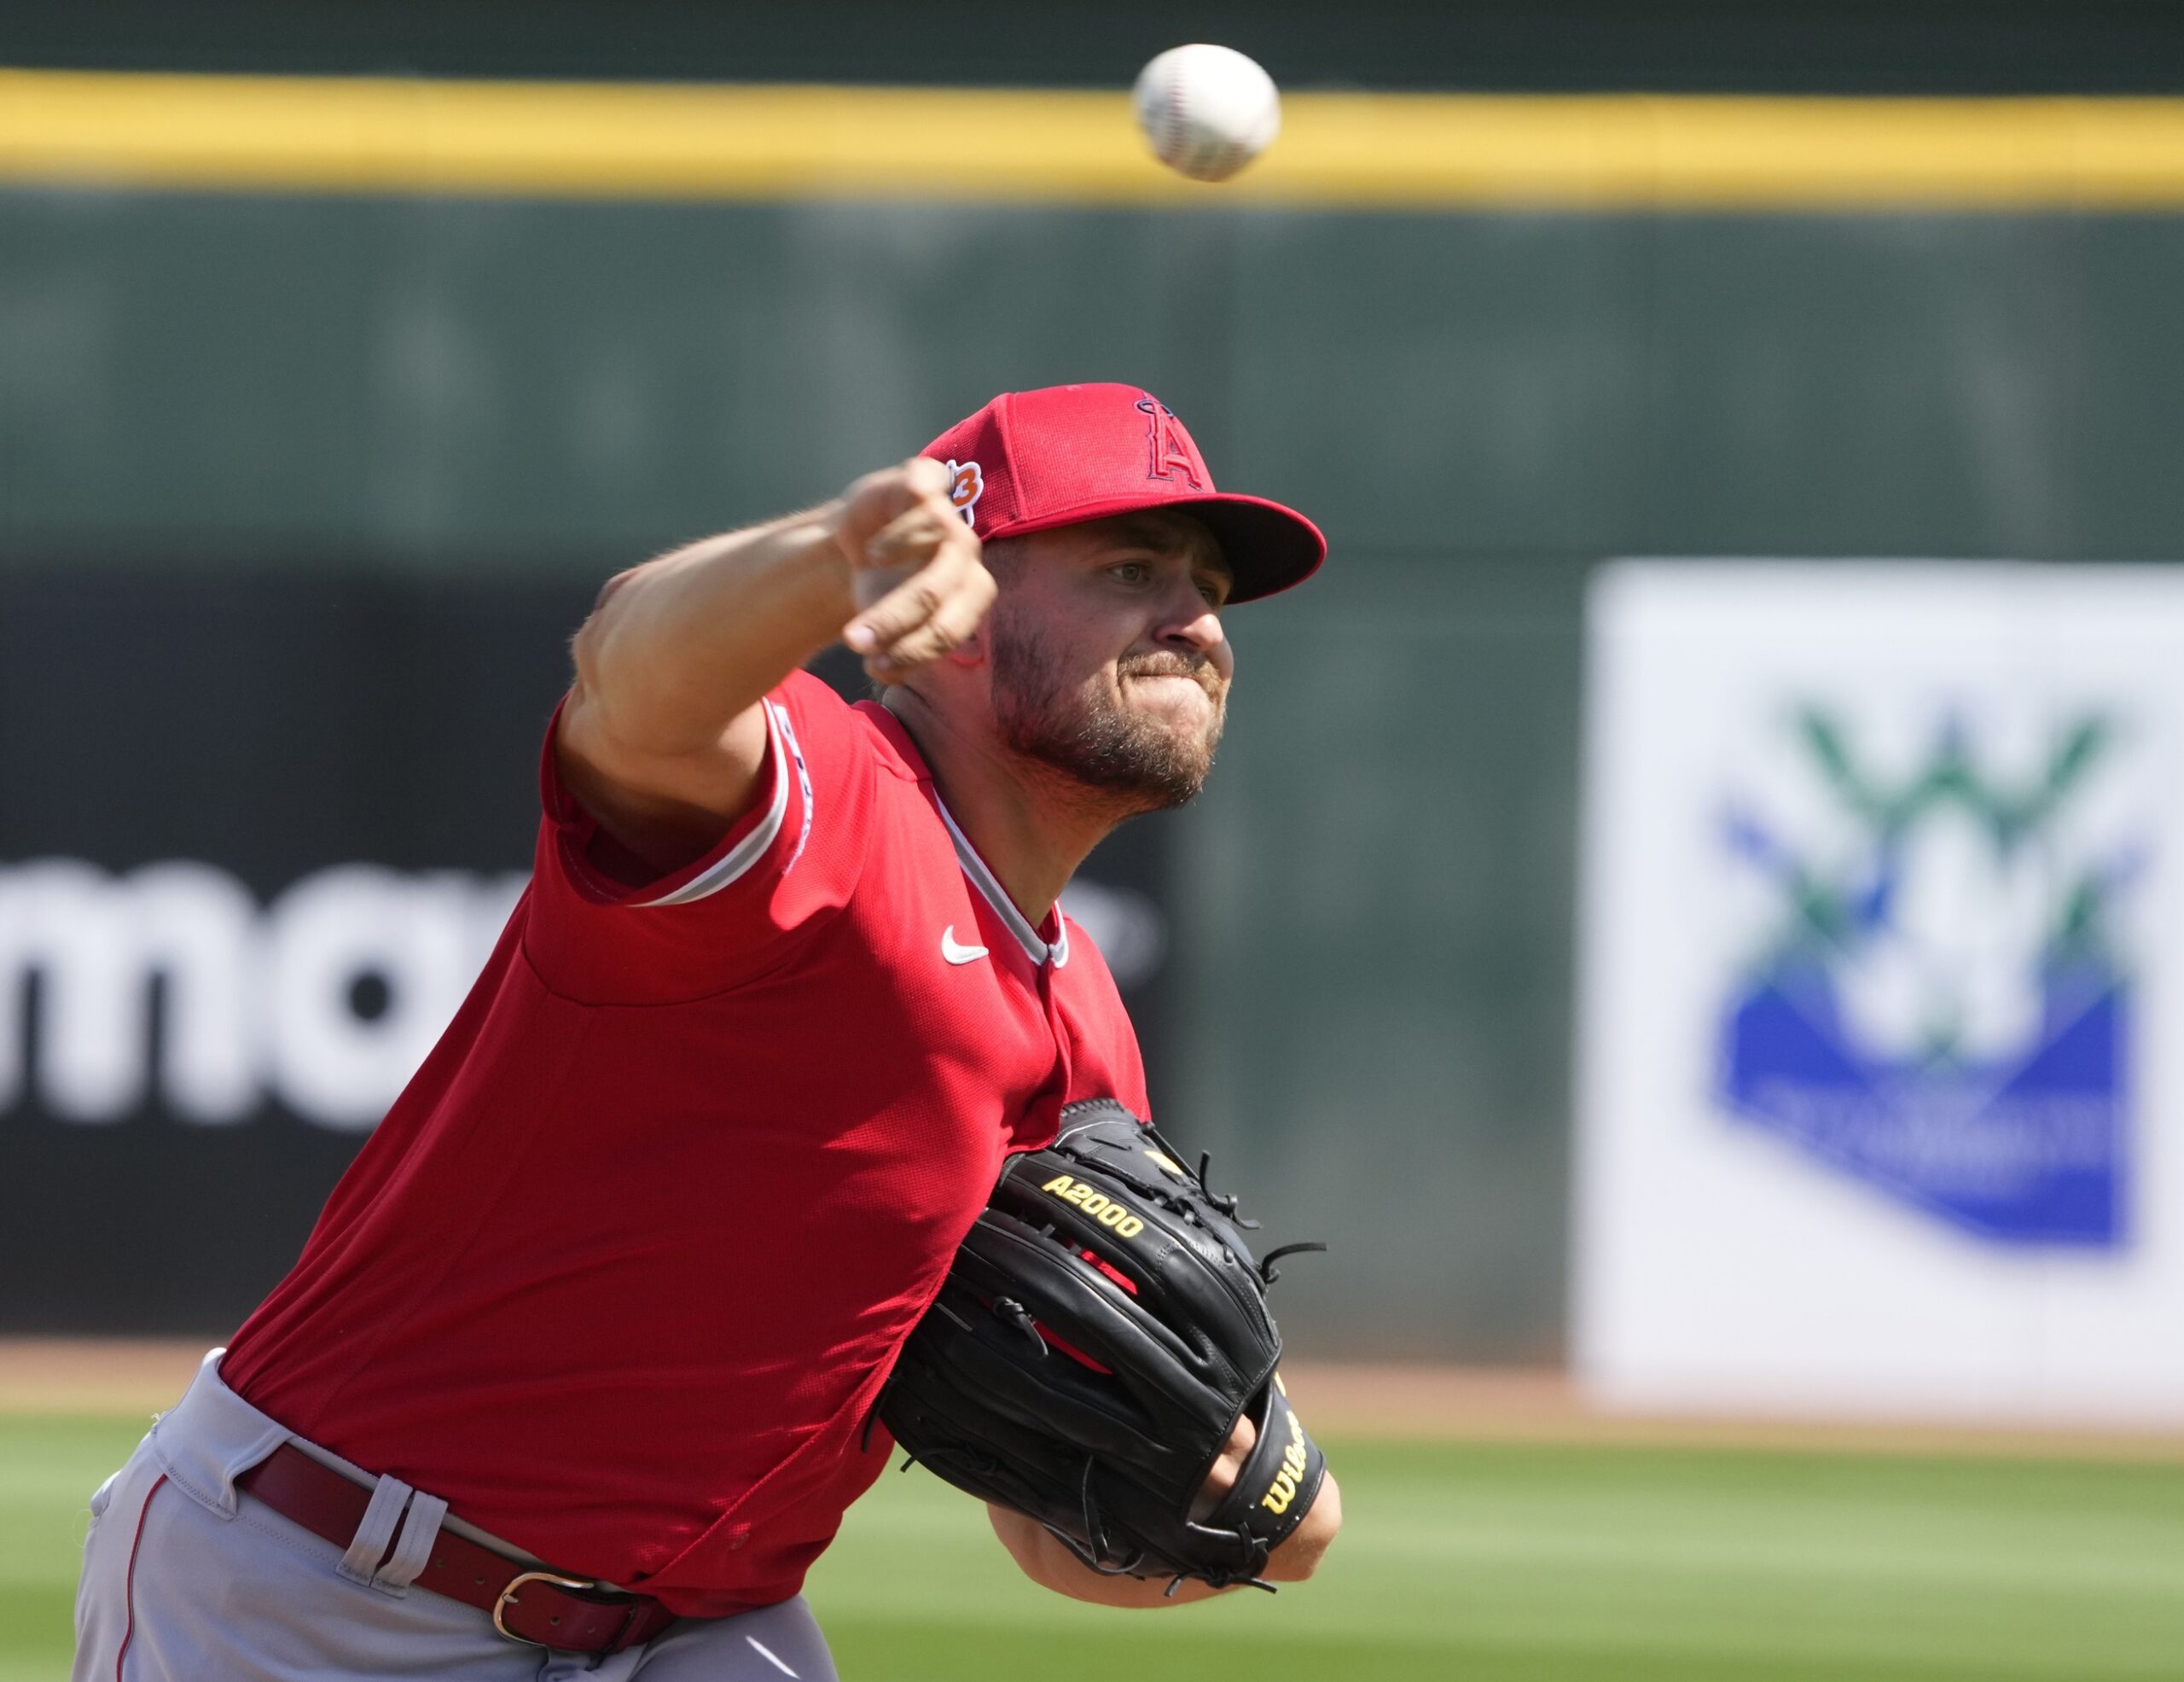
left=1122, top=670, right=1221, bottom=707
left=1121, top=661, right=1220, bottom=692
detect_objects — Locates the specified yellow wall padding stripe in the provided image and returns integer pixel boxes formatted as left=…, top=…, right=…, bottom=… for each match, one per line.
left=5, top=70, right=2184, bottom=209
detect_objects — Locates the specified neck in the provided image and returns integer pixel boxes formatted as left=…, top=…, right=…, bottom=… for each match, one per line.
left=883, top=688, right=1128, bottom=923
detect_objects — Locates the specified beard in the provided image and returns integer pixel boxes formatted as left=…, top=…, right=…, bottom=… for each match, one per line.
left=988, top=607, right=1227, bottom=812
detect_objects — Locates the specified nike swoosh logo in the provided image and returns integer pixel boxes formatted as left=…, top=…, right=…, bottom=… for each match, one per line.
left=940, top=926, right=990, bottom=965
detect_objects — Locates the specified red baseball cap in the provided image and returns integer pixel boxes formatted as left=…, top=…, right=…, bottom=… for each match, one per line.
left=920, top=383, right=1325, bottom=602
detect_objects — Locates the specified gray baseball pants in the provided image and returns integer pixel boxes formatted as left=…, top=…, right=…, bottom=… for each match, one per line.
left=73, top=1352, right=839, bottom=1681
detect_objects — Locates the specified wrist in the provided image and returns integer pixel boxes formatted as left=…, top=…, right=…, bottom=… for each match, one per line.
left=782, top=501, right=857, bottom=624
left=807, top=495, right=851, bottom=558
left=1262, top=1470, right=1341, bottom=1581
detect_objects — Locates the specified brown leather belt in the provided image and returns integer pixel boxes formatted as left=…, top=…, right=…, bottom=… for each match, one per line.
left=235, top=1444, right=679, bottom=1655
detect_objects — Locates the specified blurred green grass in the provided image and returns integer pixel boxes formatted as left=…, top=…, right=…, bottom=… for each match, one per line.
left=7, top=1416, right=2181, bottom=1680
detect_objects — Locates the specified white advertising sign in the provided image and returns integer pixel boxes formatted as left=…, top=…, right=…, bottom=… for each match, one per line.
left=1575, top=562, right=2184, bottom=1424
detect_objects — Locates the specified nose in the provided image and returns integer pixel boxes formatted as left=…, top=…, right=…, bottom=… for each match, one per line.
left=1157, top=583, right=1228, bottom=662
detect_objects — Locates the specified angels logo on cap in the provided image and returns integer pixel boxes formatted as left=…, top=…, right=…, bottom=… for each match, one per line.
left=919, top=383, right=1326, bottom=602
left=1135, top=398, right=1205, bottom=490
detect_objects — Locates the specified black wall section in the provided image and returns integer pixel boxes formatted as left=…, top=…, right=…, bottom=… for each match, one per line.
left=0, top=572, right=579, bottom=874
left=0, top=572, right=580, bottom=1331
left=6, top=2, right=2184, bottom=94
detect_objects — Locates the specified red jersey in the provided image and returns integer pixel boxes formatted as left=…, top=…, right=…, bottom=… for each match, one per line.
left=222, top=672, right=1149, bottom=1615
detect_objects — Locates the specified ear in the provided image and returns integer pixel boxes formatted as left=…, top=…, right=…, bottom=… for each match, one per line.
left=947, top=622, right=987, bottom=666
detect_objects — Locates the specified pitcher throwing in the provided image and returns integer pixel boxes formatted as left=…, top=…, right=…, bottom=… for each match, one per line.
left=74, top=383, right=1341, bottom=1680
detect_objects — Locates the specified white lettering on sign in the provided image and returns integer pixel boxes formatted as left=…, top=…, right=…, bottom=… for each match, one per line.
left=0, top=859, right=525, bottom=1132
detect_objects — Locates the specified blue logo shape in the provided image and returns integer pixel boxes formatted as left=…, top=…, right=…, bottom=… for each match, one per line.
left=1717, top=707, right=2140, bottom=1248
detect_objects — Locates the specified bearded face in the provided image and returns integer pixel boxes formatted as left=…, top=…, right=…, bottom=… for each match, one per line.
left=987, top=593, right=1228, bottom=812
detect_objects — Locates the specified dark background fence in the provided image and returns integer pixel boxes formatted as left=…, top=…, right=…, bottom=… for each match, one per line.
left=3, top=3, right=2181, bottom=1355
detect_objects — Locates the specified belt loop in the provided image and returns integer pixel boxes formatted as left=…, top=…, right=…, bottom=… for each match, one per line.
left=375, top=1488, right=448, bottom=1591
left=336, top=1474, right=415, bottom=1587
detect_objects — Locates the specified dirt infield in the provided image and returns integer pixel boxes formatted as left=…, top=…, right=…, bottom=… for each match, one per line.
left=1278, top=1362, right=2184, bottom=1461
left=0, top=1339, right=212, bottom=1417
left=7, top=1340, right=2182, bottom=1461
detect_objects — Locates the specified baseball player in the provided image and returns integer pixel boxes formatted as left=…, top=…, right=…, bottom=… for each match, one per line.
left=73, top=383, right=1343, bottom=1679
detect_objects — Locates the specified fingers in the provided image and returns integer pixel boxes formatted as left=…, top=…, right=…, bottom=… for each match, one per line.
left=1225, top=1411, right=1258, bottom=1464
left=857, top=496, right=967, bottom=601
left=838, top=458, right=992, bottom=680
left=1190, top=1413, right=1259, bottom=1519
left=834, top=457, right=954, bottom=567
left=849, top=546, right=996, bottom=682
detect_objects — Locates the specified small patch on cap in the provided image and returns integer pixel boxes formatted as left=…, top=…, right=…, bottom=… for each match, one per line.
left=944, top=459, right=983, bottom=527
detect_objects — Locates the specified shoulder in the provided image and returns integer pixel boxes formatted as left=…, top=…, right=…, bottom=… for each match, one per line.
left=525, top=670, right=912, bottom=1003
left=768, top=668, right=852, bottom=760
left=772, top=672, right=932, bottom=787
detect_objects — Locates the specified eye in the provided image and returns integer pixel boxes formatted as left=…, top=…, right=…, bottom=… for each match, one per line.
left=1111, top=562, right=1153, bottom=585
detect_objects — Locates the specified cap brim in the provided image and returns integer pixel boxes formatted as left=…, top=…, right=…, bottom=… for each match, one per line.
left=985, top=492, right=1326, bottom=603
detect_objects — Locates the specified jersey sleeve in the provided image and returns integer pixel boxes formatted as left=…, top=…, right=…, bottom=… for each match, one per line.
left=522, top=670, right=868, bottom=1004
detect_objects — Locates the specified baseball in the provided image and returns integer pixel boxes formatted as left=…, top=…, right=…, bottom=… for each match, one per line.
left=1132, top=44, right=1281, bottom=183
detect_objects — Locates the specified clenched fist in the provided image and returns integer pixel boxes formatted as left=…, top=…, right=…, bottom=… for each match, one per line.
left=828, top=458, right=996, bottom=685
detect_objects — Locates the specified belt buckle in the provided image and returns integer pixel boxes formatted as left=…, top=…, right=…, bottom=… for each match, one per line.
left=491, top=1569, right=616, bottom=1647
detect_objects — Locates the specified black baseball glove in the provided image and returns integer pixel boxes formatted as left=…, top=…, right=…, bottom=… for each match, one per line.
left=877, top=1098, right=1327, bottom=1592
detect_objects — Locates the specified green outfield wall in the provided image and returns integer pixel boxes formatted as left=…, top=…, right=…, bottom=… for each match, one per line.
left=5, top=74, right=2184, bottom=1354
